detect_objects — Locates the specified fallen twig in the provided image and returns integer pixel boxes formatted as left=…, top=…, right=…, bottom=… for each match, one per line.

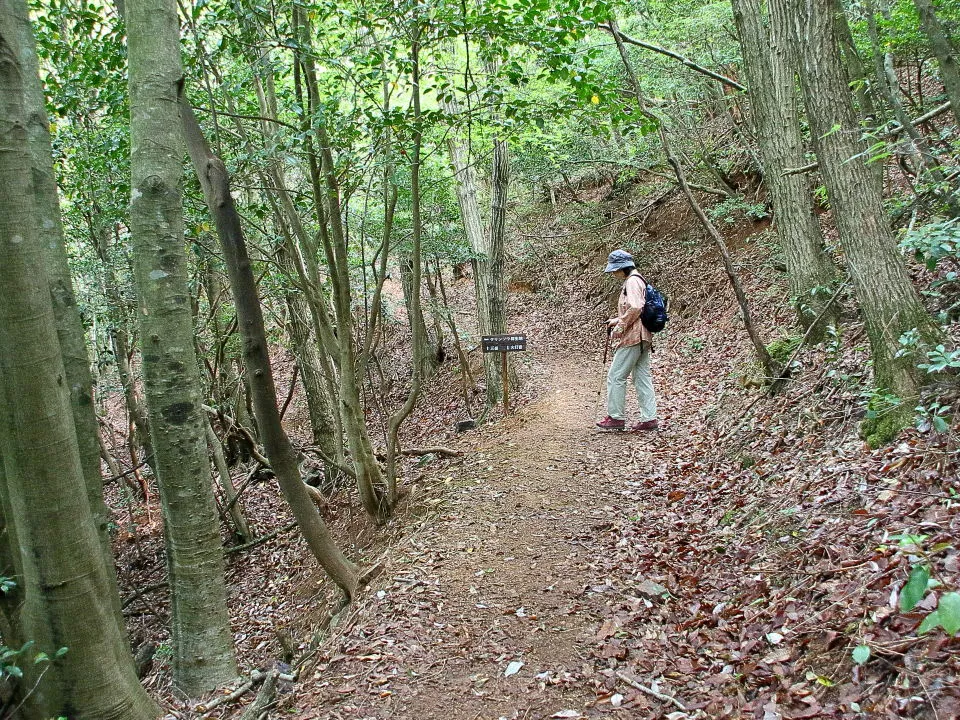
left=225, top=520, right=298, bottom=555
left=239, top=670, right=279, bottom=720
left=616, top=671, right=687, bottom=711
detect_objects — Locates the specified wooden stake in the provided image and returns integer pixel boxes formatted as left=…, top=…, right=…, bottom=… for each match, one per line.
left=501, top=351, right=509, bottom=415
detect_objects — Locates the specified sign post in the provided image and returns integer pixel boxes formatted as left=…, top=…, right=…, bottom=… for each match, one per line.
left=481, top=334, right=527, bottom=415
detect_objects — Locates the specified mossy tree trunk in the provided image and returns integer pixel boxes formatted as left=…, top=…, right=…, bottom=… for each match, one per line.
left=126, top=0, right=238, bottom=695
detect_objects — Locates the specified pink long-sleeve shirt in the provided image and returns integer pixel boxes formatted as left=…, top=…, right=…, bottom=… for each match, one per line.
left=611, top=270, right=653, bottom=350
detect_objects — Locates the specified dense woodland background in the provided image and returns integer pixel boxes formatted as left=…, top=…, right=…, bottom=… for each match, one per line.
left=1, top=0, right=959, bottom=716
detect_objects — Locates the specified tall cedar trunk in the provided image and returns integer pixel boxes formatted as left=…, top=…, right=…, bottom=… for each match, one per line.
left=178, top=92, right=360, bottom=597
left=731, top=0, right=839, bottom=336
left=772, top=0, right=940, bottom=397
left=913, top=0, right=960, bottom=127
left=486, top=137, right=511, bottom=402
left=0, top=10, right=158, bottom=716
left=446, top=132, right=499, bottom=402
left=126, top=0, right=238, bottom=694
left=11, top=0, right=122, bottom=613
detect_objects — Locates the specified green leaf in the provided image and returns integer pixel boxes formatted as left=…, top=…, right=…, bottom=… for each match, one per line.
left=900, top=564, right=930, bottom=611
left=938, top=592, right=960, bottom=635
left=852, top=644, right=871, bottom=664
left=918, top=610, right=941, bottom=634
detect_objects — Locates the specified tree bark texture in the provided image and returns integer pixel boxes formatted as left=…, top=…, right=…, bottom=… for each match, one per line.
left=10, top=0, right=125, bottom=623
left=0, top=9, right=158, bottom=715
left=179, top=92, right=360, bottom=597
left=772, top=0, right=940, bottom=397
left=913, top=0, right=960, bottom=127
left=126, top=0, right=238, bottom=695
left=731, top=0, right=839, bottom=336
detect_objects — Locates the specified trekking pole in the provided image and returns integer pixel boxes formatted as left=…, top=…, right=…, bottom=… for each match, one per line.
left=597, top=323, right=611, bottom=401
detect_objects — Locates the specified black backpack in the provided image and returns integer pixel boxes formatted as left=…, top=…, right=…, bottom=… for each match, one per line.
left=638, top=276, right=668, bottom=333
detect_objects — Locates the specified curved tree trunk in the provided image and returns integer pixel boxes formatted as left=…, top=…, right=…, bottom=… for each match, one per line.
left=772, top=0, right=941, bottom=398
left=731, top=0, right=839, bottom=337
left=126, top=0, right=238, bottom=695
left=0, top=10, right=157, bottom=715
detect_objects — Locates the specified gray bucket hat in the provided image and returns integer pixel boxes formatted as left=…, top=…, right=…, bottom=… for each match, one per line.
left=604, top=249, right=635, bottom=273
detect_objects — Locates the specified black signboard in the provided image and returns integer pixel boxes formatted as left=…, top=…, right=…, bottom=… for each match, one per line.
left=481, top=334, right=527, bottom=353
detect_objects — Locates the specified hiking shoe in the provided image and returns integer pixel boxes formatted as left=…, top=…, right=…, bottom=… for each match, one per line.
left=596, top=416, right=626, bottom=431
left=631, top=419, right=659, bottom=432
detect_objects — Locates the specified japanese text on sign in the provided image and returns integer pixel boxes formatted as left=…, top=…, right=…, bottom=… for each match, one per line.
left=481, top=334, right=527, bottom=353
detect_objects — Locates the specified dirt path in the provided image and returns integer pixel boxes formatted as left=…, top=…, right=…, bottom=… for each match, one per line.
left=300, top=352, right=666, bottom=719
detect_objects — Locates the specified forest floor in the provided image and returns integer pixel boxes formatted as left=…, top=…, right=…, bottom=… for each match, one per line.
left=121, top=179, right=960, bottom=720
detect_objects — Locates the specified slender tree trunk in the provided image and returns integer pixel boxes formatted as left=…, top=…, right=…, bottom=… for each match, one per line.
left=293, top=10, right=392, bottom=521
left=773, top=0, right=941, bottom=398
left=179, top=90, right=361, bottom=597
left=446, top=131, right=499, bottom=403
left=126, top=0, right=238, bottom=694
left=385, top=27, right=428, bottom=499
left=398, top=252, right=437, bottom=378
left=731, top=0, right=839, bottom=337
left=832, top=0, right=880, bottom=124
left=913, top=0, right=960, bottom=127
left=278, top=245, right=341, bottom=471
left=0, top=9, right=157, bottom=715
left=95, top=225, right=156, bottom=478
left=608, top=18, right=777, bottom=379
left=486, top=137, right=512, bottom=400
left=205, top=420, right=251, bottom=542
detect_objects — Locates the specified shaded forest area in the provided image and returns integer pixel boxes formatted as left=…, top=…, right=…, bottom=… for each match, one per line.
left=0, top=0, right=959, bottom=717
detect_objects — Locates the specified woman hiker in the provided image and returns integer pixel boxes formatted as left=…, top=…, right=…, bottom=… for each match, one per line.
left=596, top=249, right=659, bottom=432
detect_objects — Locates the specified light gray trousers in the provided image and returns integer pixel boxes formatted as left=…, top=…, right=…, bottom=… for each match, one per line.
left=606, top=342, right=657, bottom=421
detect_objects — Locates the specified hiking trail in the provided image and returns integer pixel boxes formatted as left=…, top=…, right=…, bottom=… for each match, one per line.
left=295, top=346, right=691, bottom=719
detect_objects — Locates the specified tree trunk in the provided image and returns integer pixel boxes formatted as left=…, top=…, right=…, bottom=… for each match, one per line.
left=11, top=0, right=122, bottom=617
left=773, top=0, right=941, bottom=398
left=292, top=9, right=392, bottom=521
left=731, top=0, right=840, bottom=337
left=126, top=0, right=238, bottom=694
left=608, top=18, right=777, bottom=379
left=0, top=9, right=157, bottom=715
left=486, top=137, right=512, bottom=402
left=278, top=245, right=341, bottom=472
left=913, top=0, right=960, bottom=127
left=95, top=225, right=156, bottom=477
left=446, top=132, right=500, bottom=403
left=832, top=0, right=880, bottom=124
left=179, top=89, right=361, bottom=598
left=205, top=419, right=252, bottom=542
left=398, top=252, right=438, bottom=378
